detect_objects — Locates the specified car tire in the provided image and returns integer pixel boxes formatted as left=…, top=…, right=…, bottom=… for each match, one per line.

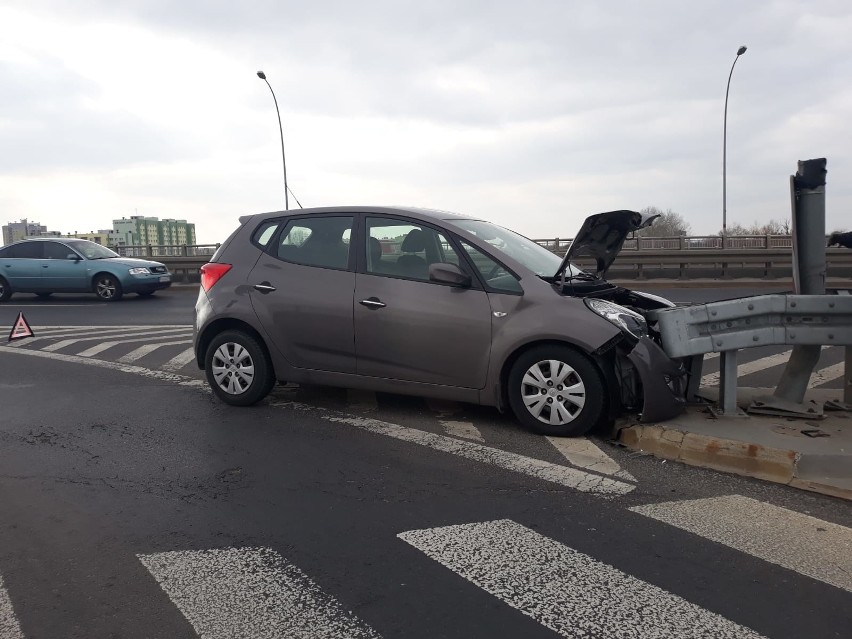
left=36, top=292, right=53, bottom=298
left=507, top=345, right=605, bottom=437
left=94, top=274, right=123, bottom=301
left=0, top=277, right=11, bottom=302
left=205, top=330, right=276, bottom=406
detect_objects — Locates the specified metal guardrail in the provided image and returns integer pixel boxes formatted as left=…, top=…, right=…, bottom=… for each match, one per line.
left=653, top=293, right=852, bottom=413
left=116, top=244, right=220, bottom=257
left=533, top=234, right=800, bottom=251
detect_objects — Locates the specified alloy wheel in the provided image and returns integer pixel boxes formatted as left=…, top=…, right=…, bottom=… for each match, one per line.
left=520, top=359, right=586, bottom=426
left=211, top=342, right=256, bottom=395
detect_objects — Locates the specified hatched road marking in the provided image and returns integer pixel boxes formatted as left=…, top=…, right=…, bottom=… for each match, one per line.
left=138, top=547, right=381, bottom=639
left=546, top=436, right=636, bottom=481
left=0, top=572, right=24, bottom=639
left=630, top=495, right=852, bottom=594
left=117, top=340, right=193, bottom=364
left=398, top=519, right=765, bottom=639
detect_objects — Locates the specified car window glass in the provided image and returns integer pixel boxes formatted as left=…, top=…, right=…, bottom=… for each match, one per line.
left=43, top=242, right=75, bottom=259
left=252, top=221, right=279, bottom=248
left=366, top=217, right=461, bottom=282
left=7, top=242, right=43, bottom=258
left=461, top=241, right=523, bottom=293
left=275, top=216, right=353, bottom=270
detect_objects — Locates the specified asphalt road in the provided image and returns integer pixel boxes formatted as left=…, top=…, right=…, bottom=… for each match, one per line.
left=1, top=285, right=850, bottom=638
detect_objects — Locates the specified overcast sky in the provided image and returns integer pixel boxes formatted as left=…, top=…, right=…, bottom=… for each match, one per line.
left=2, top=0, right=850, bottom=244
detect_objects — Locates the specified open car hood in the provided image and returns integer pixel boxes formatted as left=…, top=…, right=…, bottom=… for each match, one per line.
left=556, top=210, right=660, bottom=279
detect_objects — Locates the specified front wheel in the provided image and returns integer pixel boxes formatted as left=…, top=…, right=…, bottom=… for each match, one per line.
left=204, top=330, right=275, bottom=406
left=94, top=274, right=123, bottom=301
left=0, top=277, right=11, bottom=302
left=507, top=345, right=605, bottom=436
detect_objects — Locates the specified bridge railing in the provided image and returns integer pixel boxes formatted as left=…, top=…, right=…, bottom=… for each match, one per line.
left=533, top=234, right=797, bottom=252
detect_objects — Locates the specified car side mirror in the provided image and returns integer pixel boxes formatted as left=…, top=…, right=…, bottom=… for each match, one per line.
left=67, top=253, right=81, bottom=261
left=428, top=262, right=471, bottom=287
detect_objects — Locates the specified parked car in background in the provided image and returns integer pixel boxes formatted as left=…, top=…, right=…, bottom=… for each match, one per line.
left=0, top=238, right=171, bottom=302
left=194, top=206, right=687, bottom=437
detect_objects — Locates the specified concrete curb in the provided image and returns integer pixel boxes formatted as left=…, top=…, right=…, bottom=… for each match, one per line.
left=616, top=423, right=852, bottom=501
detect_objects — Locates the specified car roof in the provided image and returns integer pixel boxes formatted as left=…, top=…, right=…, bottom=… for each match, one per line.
left=238, top=206, right=480, bottom=226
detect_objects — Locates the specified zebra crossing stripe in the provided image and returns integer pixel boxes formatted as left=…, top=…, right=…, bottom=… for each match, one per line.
left=546, top=436, right=636, bottom=481
left=272, top=403, right=634, bottom=496
left=630, top=495, right=852, bottom=594
left=161, top=346, right=197, bottom=372
left=117, top=339, right=194, bottom=364
left=76, top=333, right=191, bottom=357
left=138, top=547, right=381, bottom=639
left=398, top=519, right=765, bottom=639
left=5, top=325, right=140, bottom=347
left=700, top=347, right=830, bottom=386
left=42, top=327, right=190, bottom=353
left=0, top=573, right=24, bottom=639
left=808, top=361, right=845, bottom=387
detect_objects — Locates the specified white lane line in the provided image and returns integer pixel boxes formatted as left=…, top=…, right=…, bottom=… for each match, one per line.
left=426, top=399, right=484, bottom=442
left=77, top=334, right=191, bottom=357
left=0, top=573, right=25, bottom=639
left=6, top=325, right=151, bottom=347
left=0, top=344, right=206, bottom=388
left=630, top=495, right=852, bottom=594
left=346, top=389, right=378, bottom=411
left=809, top=361, right=845, bottom=387
left=138, top=547, right=381, bottom=639
left=272, top=402, right=634, bottom=497
left=398, top=519, right=764, bottom=639
left=43, top=327, right=190, bottom=352
left=117, top=340, right=193, bottom=364
left=546, top=436, right=636, bottom=482
left=161, top=346, right=197, bottom=372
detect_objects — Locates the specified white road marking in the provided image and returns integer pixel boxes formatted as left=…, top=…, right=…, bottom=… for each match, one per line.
left=138, top=547, right=381, bottom=639
left=6, top=325, right=149, bottom=347
left=546, top=436, right=636, bottom=481
left=77, top=334, right=191, bottom=357
left=116, top=340, right=193, bottom=363
left=427, top=399, right=485, bottom=442
left=809, top=361, right=846, bottom=387
left=346, top=389, right=378, bottom=411
left=42, top=327, right=190, bottom=352
left=161, top=346, right=198, bottom=372
left=398, top=519, right=765, bottom=639
left=630, top=495, right=852, bottom=594
left=272, top=402, right=634, bottom=497
left=700, top=347, right=830, bottom=386
left=0, top=573, right=25, bottom=639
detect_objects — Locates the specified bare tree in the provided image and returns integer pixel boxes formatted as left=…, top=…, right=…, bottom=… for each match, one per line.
left=637, top=206, right=691, bottom=237
left=719, top=218, right=792, bottom=235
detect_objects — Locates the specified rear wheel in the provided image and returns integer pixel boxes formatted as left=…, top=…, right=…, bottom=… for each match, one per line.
left=0, top=277, right=11, bottom=302
left=507, top=345, right=605, bottom=437
left=94, top=274, right=123, bottom=301
left=204, top=330, right=275, bottom=406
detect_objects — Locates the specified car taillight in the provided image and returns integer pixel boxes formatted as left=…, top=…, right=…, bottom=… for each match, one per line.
left=200, top=263, right=232, bottom=292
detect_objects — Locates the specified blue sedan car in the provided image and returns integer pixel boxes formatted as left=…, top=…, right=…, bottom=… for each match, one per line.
left=0, top=238, right=171, bottom=302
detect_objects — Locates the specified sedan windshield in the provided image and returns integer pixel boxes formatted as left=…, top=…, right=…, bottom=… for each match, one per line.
left=66, top=240, right=119, bottom=260
left=448, top=219, right=582, bottom=277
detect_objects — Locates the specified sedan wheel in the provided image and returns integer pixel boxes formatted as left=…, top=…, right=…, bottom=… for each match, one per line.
left=0, top=277, right=11, bottom=302
left=507, top=345, right=605, bottom=436
left=94, top=274, right=123, bottom=301
left=205, top=330, right=275, bottom=406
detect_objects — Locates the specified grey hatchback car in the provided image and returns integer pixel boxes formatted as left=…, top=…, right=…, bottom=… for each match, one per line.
left=194, top=207, right=688, bottom=436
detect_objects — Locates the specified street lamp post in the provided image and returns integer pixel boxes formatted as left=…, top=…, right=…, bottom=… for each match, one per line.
left=257, top=70, right=289, bottom=211
left=722, top=45, right=748, bottom=238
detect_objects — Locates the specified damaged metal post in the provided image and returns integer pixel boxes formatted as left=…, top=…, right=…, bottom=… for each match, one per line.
left=771, top=159, right=827, bottom=406
left=718, top=351, right=739, bottom=414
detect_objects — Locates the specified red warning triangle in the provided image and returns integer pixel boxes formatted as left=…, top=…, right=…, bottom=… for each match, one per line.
left=8, top=312, right=35, bottom=342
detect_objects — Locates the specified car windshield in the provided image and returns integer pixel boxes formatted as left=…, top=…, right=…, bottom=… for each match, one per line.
left=66, top=240, right=119, bottom=260
left=448, top=219, right=583, bottom=277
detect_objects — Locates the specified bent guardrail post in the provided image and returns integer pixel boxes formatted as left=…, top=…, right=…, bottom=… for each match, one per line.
left=755, top=159, right=827, bottom=416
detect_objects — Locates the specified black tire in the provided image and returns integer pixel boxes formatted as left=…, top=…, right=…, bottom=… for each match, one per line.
left=507, top=344, right=605, bottom=437
left=93, top=274, right=123, bottom=301
left=36, top=292, right=53, bottom=298
left=0, top=277, right=11, bottom=302
left=204, top=330, right=276, bottom=406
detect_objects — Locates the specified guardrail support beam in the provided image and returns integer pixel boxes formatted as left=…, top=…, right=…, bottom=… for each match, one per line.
left=845, top=346, right=852, bottom=405
left=718, top=350, right=740, bottom=415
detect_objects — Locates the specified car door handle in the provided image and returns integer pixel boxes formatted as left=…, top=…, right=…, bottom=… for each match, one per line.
left=253, top=283, right=276, bottom=293
left=359, top=298, right=386, bottom=309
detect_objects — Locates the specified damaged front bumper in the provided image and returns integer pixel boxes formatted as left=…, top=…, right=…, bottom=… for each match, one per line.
left=620, top=336, right=688, bottom=423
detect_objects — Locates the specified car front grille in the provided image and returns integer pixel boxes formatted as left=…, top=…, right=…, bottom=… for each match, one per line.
left=150, top=266, right=167, bottom=274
